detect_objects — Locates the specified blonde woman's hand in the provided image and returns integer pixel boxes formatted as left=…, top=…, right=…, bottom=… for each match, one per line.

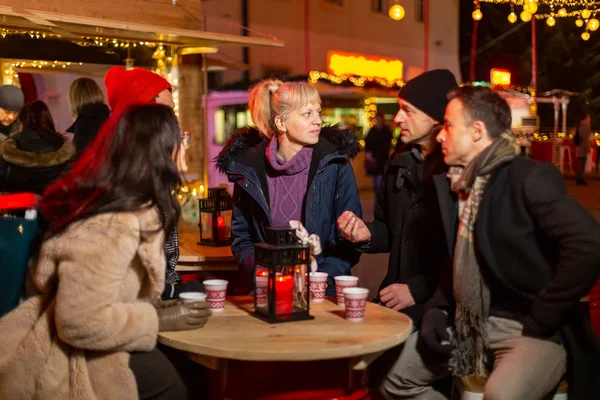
left=337, top=211, right=371, bottom=243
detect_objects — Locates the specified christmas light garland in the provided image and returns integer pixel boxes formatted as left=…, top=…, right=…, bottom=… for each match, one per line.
left=474, top=0, right=600, bottom=40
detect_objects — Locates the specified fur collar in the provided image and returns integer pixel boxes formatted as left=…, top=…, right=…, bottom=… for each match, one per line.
left=0, top=139, right=75, bottom=168
left=215, top=125, right=358, bottom=173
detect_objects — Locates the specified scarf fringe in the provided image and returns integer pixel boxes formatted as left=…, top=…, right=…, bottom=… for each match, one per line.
left=450, top=307, right=489, bottom=377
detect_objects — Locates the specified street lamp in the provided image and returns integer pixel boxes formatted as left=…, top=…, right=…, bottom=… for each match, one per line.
left=388, top=2, right=405, bottom=21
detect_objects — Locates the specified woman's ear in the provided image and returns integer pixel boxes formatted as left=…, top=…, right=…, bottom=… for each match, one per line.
left=274, top=115, right=286, bottom=133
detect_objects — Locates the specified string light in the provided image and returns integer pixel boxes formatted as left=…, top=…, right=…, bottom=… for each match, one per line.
left=9, top=60, right=83, bottom=70
left=308, top=70, right=405, bottom=89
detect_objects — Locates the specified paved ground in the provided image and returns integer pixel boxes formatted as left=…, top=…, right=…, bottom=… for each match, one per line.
left=352, top=174, right=600, bottom=297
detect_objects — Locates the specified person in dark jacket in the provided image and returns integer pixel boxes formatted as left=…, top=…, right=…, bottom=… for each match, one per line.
left=216, top=79, right=362, bottom=295
left=364, top=112, right=393, bottom=205
left=338, top=69, right=457, bottom=326
left=0, top=84, right=24, bottom=141
left=66, top=77, right=110, bottom=157
left=378, top=86, right=600, bottom=400
left=0, top=100, right=75, bottom=195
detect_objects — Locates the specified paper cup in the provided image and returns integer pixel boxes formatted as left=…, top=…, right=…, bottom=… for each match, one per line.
left=179, top=292, right=207, bottom=304
left=255, top=276, right=269, bottom=308
left=203, top=279, right=228, bottom=312
left=343, top=287, right=369, bottom=322
left=308, top=272, right=328, bottom=303
left=334, top=276, right=359, bottom=305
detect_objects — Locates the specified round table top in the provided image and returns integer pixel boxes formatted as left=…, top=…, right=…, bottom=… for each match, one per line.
left=158, top=296, right=413, bottom=362
left=178, top=231, right=235, bottom=263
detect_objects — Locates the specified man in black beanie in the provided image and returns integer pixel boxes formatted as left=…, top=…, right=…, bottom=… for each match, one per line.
left=0, top=85, right=24, bottom=141
left=338, top=69, right=458, bottom=327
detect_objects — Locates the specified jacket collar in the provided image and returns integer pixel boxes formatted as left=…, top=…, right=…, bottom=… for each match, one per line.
left=0, top=138, right=75, bottom=168
left=215, top=124, right=359, bottom=188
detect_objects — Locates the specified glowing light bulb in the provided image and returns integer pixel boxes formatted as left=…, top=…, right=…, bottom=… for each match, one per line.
left=388, top=4, right=405, bottom=21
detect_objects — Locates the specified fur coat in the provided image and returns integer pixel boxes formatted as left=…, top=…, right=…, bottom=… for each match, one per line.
left=0, top=207, right=166, bottom=400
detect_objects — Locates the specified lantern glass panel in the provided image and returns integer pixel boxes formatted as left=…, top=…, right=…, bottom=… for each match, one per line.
left=253, top=227, right=313, bottom=323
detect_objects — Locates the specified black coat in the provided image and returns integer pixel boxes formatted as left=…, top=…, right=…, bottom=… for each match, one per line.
left=364, top=125, right=393, bottom=175
left=0, top=130, right=75, bottom=195
left=430, top=156, right=600, bottom=399
left=67, top=103, right=110, bottom=157
left=363, top=141, right=449, bottom=326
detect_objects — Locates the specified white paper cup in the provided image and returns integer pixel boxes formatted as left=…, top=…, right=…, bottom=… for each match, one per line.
left=255, top=276, right=269, bottom=308
left=179, top=292, right=207, bottom=304
left=202, top=279, right=228, bottom=312
left=334, top=276, right=359, bottom=305
left=343, top=287, right=369, bottom=322
left=308, top=272, right=328, bottom=303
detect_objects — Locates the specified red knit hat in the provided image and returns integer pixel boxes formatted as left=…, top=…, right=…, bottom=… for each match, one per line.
left=104, top=66, right=171, bottom=113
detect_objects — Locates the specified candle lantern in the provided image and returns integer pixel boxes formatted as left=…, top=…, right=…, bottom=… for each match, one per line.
left=253, top=227, right=313, bottom=323
left=198, top=187, right=232, bottom=247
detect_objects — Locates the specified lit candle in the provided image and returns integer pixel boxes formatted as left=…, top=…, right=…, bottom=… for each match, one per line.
left=275, top=274, right=294, bottom=314
left=210, top=216, right=228, bottom=241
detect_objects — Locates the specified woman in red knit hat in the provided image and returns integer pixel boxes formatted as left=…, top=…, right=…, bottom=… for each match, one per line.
left=104, top=66, right=196, bottom=301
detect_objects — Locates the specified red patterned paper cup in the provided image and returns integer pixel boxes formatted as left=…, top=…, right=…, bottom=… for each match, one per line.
left=343, top=287, right=369, bottom=321
left=308, top=272, right=328, bottom=303
left=255, top=276, right=268, bottom=308
left=334, top=276, right=359, bottom=305
left=202, top=279, right=228, bottom=312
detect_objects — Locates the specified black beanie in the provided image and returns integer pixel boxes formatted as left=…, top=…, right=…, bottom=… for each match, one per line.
left=398, top=69, right=458, bottom=123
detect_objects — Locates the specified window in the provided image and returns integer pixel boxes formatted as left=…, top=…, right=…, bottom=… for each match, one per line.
left=372, top=0, right=386, bottom=13
left=324, top=0, right=344, bottom=5
left=416, top=0, right=425, bottom=22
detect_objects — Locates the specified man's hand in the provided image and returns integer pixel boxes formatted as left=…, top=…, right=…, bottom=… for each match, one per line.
left=419, top=308, right=454, bottom=356
left=337, top=211, right=371, bottom=243
left=379, top=284, right=416, bottom=311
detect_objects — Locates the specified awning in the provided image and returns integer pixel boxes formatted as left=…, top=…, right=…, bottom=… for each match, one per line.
left=0, top=6, right=284, bottom=49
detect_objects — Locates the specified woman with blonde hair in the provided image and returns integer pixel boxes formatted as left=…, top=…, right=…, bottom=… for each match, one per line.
left=216, top=79, right=362, bottom=295
left=67, top=77, right=110, bottom=156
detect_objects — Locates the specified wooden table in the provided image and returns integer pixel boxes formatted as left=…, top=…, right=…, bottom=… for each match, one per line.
left=159, top=296, right=413, bottom=398
left=176, top=231, right=247, bottom=294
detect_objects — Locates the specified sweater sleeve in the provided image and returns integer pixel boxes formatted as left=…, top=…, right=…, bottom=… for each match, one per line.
left=522, top=163, right=600, bottom=338
left=54, top=213, right=159, bottom=352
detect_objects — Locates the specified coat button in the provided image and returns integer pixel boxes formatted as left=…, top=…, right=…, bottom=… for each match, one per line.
left=411, top=204, right=417, bottom=209
left=404, top=239, right=410, bottom=245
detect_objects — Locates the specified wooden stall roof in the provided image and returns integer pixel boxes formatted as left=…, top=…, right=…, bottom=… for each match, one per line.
left=0, top=6, right=284, bottom=49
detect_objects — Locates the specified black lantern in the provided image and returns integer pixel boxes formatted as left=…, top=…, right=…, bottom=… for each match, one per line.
left=198, top=187, right=233, bottom=247
left=253, top=227, right=314, bottom=323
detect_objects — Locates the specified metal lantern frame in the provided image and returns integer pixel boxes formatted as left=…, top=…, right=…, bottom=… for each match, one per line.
left=253, top=227, right=314, bottom=324
left=198, top=187, right=233, bottom=247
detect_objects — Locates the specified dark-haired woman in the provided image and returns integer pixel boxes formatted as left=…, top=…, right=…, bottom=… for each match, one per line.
left=0, top=100, right=75, bottom=194
left=0, top=104, right=210, bottom=400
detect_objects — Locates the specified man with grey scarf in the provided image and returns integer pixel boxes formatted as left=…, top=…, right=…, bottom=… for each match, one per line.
left=377, top=86, right=600, bottom=400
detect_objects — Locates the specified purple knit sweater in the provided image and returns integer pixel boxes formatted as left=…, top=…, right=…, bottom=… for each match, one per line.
left=265, top=138, right=312, bottom=227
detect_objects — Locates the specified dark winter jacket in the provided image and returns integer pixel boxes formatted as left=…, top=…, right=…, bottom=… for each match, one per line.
left=0, top=130, right=75, bottom=195
left=429, top=157, right=600, bottom=399
left=363, top=139, right=449, bottom=326
left=67, top=103, right=110, bottom=157
left=216, top=126, right=362, bottom=295
left=364, top=125, right=393, bottom=175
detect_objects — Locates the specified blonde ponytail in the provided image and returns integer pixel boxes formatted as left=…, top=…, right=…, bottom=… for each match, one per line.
left=248, top=79, right=282, bottom=138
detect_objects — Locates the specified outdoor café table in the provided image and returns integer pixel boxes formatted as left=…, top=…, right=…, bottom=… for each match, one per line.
left=158, top=296, right=413, bottom=399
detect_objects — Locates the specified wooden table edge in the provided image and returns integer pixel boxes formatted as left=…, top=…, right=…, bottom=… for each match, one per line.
left=157, top=318, right=412, bottom=363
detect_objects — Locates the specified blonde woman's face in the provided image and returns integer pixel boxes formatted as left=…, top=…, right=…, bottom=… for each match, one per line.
left=279, top=102, right=322, bottom=146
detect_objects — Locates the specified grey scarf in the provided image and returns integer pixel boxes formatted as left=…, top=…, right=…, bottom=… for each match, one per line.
left=448, top=132, right=520, bottom=376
